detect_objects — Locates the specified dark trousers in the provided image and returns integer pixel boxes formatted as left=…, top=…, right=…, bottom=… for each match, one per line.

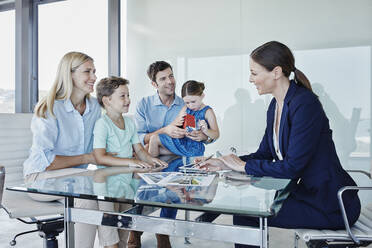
left=234, top=196, right=360, bottom=248
left=160, top=207, right=177, bottom=218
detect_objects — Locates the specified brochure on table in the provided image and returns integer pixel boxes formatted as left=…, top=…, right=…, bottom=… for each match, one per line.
left=138, top=172, right=215, bottom=187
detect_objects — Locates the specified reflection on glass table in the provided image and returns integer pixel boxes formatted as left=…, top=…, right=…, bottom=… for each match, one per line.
left=7, top=155, right=292, bottom=248
left=135, top=169, right=291, bottom=216
left=20, top=155, right=292, bottom=217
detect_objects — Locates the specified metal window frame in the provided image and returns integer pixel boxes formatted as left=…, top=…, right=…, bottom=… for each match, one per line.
left=65, top=201, right=266, bottom=248
left=108, top=0, right=121, bottom=77
left=12, top=0, right=121, bottom=113
left=0, top=1, right=15, bottom=12
left=15, top=0, right=37, bottom=113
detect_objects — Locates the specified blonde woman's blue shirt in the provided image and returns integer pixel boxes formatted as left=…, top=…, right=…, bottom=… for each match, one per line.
left=23, top=97, right=102, bottom=177
left=93, top=114, right=140, bottom=198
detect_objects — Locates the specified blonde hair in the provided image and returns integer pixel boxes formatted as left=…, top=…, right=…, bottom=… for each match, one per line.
left=35, top=52, right=93, bottom=118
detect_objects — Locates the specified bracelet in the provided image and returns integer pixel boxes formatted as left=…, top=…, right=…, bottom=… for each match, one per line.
left=203, top=136, right=215, bottom=144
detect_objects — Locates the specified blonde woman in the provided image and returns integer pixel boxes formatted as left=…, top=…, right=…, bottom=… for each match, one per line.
left=23, top=52, right=120, bottom=248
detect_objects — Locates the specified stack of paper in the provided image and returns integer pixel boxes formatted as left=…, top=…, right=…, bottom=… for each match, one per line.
left=138, top=172, right=216, bottom=187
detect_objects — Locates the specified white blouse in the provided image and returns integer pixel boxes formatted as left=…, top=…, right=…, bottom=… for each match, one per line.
left=23, top=97, right=101, bottom=177
left=273, top=103, right=284, bottom=161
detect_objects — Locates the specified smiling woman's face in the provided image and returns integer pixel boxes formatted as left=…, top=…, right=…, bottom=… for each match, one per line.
left=249, top=58, right=276, bottom=95
left=71, top=60, right=97, bottom=95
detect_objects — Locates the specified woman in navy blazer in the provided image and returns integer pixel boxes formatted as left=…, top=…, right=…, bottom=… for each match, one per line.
left=200, top=41, right=361, bottom=248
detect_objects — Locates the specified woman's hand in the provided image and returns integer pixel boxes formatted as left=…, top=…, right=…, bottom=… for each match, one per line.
left=197, top=158, right=229, bottom=171
left=219, top=154, right=246, bottom=172
left=193, top=156, right=205, bottom=164
left=106, top=152, right=118, bottom=157
left=86, top=153, right=97, bottom=164
left=91, top=151, right=118, bottom=164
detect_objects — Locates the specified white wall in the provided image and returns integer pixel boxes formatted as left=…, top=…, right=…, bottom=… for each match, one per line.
left=124, top=0, right=372, bottom=162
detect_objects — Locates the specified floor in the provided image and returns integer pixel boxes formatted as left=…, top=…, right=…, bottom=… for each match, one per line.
left=0, top=208, right=309, bottom=248
left=2, top=208, right=371, bottom=248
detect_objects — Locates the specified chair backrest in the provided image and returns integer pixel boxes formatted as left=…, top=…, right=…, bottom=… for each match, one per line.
left=0, top=113, right=33, bottom=187
left=0, top=165, right=4, bottom=205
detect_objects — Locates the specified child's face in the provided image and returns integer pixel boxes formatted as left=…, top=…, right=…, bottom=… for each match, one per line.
left=106, top=84, right=131, bottom=114
left=183, top=94, right=204, bottom=111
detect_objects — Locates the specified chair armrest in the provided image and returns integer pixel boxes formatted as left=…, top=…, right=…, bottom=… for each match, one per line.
left=337, top=186, right=372, bottom=245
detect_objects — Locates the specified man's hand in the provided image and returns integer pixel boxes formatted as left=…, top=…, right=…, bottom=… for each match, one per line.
left=171, top=108, right=187, bottom=127
left=186, top=130, right=207, bottom=142
left=165, top=125, right=186, bottom=138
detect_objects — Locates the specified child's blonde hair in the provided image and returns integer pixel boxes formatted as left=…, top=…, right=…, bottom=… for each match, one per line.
left=34, top=51, right=93, bottom=118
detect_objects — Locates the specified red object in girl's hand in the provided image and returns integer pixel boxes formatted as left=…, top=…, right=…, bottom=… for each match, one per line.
left=183, top=114, right=196, bottom=129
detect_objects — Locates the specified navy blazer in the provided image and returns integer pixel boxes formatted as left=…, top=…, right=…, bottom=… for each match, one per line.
left=241, top=81, right=359, bottom=214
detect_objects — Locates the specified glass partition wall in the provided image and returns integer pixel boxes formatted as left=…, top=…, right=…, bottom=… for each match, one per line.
left=123, top=0, right=372, bottom=205
left=123, top=0, right=372, bottom=165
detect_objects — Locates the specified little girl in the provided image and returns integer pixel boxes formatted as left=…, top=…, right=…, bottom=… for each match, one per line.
left=149, top=80, right=219, bottom=157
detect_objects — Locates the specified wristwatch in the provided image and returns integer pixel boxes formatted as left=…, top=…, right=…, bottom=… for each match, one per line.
left=203, top=136, right=215, bottom=144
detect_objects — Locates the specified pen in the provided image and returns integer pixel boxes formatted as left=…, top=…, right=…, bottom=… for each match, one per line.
left=181, top=154, right=214, bottom=169
left=194, top=154, right=214, bottom=167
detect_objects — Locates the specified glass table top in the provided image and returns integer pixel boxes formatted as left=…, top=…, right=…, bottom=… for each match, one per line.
left=8, top=155, right=292, bottom=217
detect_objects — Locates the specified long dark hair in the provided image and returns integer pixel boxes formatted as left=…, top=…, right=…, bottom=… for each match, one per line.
left=251, top=41, right=312, bottom=91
